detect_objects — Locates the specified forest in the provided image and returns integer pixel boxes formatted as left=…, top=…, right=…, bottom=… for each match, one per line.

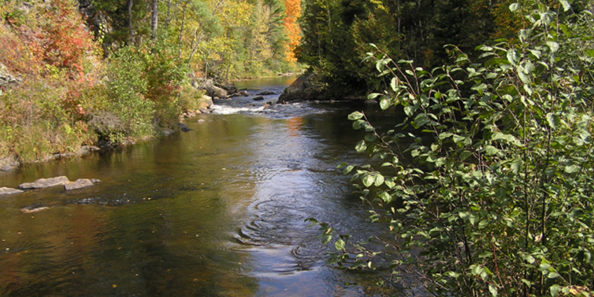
left=0, top=0, right=301, bottom=163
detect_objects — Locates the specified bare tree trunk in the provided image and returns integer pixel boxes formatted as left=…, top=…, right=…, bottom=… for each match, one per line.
left=128, top=0, right=134, bottom=42
left=177, top=3, right=187, bottom=58
left=188, top=29, right=205, bottom=67
left=151, top=0, right=158, bottom=39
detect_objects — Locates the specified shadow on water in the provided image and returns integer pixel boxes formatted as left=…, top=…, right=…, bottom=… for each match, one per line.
left=0, top=79, right=411, bottom=296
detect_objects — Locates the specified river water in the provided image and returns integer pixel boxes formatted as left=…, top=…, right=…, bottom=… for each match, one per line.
left=0, top=77, right=398, bottom=296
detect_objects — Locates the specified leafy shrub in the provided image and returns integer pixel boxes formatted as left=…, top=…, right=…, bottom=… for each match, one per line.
left=329, top=1, right=594, bottom=296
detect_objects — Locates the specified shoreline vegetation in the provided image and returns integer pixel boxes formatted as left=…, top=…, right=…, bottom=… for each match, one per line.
left=0, top=0, right=303, bottom=169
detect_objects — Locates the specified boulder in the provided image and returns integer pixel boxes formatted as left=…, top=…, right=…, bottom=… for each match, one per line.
left=64, top=178, right=95, bottom=191
left=205, top=79, right=228, bottom=98
left=18, top=176, right=70, bottom=189
left=253, top=96, right=264, bottom=101
left=163, top=128, right=175, bottom=136
left=0, top=155, right=20, bottom=171
left=0, top=187, right=23, bottom=195
left=278, top=71, right=327, bottom=103
left=88, top=111, right=126, bottom=137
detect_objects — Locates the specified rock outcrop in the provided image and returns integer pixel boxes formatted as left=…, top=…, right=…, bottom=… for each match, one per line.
left=18, top=176, right=70, bottom=189
left=0, top=63, right=21, bottom=95
left=278, top=71, right=327, bottom=103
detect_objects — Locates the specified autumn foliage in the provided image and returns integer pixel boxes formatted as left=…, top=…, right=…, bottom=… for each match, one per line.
left=283, top=0, right=301, bottom=63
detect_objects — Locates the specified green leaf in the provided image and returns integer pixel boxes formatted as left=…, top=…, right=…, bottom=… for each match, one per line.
left=348, top=111, right=364, bottom=120
left=460, top=151, right=472, bottom=161
left=547, top=41, right=559, bottom=53
left=367, top=93, right=382, bottom=100
left=374, top=174, right=385, bottom=187
left=453, top=134, right=466, bottom=144
left=413, top=113, right=430, bottom=128
left=489, top=284, right=498, bottom=297
left=322, top=234, right=332, bottom=245
left=560, top=0, right=570, bottom=11
left=511, top=159, right=523, bottom=174
left=484, top=145, right=499, bottom=155
left=379, top=98, right=391, bottom=110
left=355, top=140, right=367, bottom=153
left=509, top=2, right=519, bottom=11
left=335, top=238, right=345, bottom=250
left=385, top=180, right=395, bottom=189
left=546, top=113, right=561, bottom=129
left=342, top=165, right=354, bottom=175
left=404, top=105, right=416, bottom=116
left=478, top=220, right=489, bottom=229
left=550, top=285, right=561, bottom=297
left=365, top=133, right=377, bottom=142
left=390, top=77, right=398, bottom=92
left=380, top=191, right=393, bottom=203
left=362, top=174, right=375, bottom=187
left=492, top=132, right=523, bottom=146
left=472, top=83, right=488, bottom=92
left=548, top=272, right=560, bottom=279
left=565, top=165, right=580, bottom=173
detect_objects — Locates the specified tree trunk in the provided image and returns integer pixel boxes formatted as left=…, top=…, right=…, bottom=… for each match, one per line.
left=151, top=0, right=158, bottom=39
left=177, top=3, right=187, bottom=58
left=128, top=0, right=134, bottom=42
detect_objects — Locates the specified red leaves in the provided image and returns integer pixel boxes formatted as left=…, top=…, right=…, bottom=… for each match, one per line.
left=41, top=0, right=95, bottom=77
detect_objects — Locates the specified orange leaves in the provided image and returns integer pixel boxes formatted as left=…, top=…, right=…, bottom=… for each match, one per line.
left=283, top=0, right=301, bottom=63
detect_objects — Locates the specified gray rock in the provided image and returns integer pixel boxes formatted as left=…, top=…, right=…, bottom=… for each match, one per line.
left=0, top=63, right=22, bottom=95
left=18, top=176, right=70, bottom=189
left=0, top=155, right=20, bottom=171
left=163, top=128, right=175, bottom=136
left=64, top=178, right=95, bottom=191
left=205, top=79, right=228, bottom=98
left=0, top=187, right=23, bottom=195
left=253, top=96, right=264, bottom=101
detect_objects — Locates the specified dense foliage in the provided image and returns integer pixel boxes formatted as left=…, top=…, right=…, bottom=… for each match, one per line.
left=325, top=0, right=594, bottom=295
left=296, top=0, right=523, bottom=97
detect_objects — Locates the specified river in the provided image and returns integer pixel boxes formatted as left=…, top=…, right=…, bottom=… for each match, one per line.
left=0, top=77, right=399, bottom=296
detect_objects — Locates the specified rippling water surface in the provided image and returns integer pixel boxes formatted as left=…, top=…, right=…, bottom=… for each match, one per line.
left=0, top=77, right=399, bottom=296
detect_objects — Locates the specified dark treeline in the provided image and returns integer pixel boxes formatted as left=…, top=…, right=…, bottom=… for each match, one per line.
left=296, top=0, right=523, bottom=97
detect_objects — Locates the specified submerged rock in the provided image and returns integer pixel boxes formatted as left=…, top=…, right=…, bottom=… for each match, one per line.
left=64, top=178, right=96, bottom=191
left=18, top=176, right=70, bottom=189
left=21, top=206, right=50, bottom=213
left=257, top=91, right=275, bottom=95
left=0, top=187, right=23, bottom=195
left=178, top=122, right=192, bottom=132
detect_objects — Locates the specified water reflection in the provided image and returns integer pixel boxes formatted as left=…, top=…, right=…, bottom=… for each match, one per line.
left=0, top=102, right=394, bottom=296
